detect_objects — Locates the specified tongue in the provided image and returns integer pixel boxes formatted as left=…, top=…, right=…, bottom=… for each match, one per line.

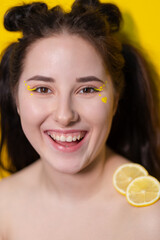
left=54, top=139, right=80, bottom=147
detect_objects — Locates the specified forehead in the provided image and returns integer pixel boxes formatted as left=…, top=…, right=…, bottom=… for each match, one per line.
left=22, top=34, right=108, bottom=78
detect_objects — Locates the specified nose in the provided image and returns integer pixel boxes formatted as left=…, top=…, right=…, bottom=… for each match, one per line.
left=53, top=95, right=79, bottom=126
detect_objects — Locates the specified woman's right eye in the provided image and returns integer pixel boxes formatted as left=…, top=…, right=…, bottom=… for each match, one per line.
left=34, top=87, right=52, bottom=94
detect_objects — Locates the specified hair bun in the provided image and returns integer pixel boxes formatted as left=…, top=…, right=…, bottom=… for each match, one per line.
left=72, top=0, right=100, bottom=7
left=71, top=1, right=122, bottom=33
left=4, top=2, right=48, bottom=32
left=99, top=3, right=122, bottom=33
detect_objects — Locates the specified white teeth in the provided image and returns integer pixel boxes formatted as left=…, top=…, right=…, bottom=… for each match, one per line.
left=55, top=135, right=60, bottom=141
left=66, top=136, right=73, bottom=142
left=60, top=135, right=66, bottom=142
left=77, top=135, right=80, bottom=140
left=72, top=136, right=77, bottom=141
left=49, top=133, right=84, bottom=142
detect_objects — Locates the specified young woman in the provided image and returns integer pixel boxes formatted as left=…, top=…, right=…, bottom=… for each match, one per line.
left=0, top=0, right=159, bottom=239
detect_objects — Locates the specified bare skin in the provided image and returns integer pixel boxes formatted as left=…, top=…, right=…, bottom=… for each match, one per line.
left=0, top=147, right=159, bottom=240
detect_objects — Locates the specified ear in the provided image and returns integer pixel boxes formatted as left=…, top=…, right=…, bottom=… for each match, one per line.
left=17, top=106, right=20, bottom=115
left=113, top=93, right=119, bottom=116
left=14, top=95, right=20, bottom=115
left=12, top=85, right=20, bottom=115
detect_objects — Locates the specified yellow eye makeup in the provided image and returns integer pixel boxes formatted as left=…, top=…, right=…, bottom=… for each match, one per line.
left=27, top=85, right=36, bottom=91
left=24, top=81, right=36, bottom=95
left=23, top=80, right=107, bottom=101
left=94, top=80, right=107, bottom=103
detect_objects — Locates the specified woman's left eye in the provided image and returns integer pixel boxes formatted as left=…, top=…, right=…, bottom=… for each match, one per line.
left=79, top=87, right=98, bottom=94
left=34, top=87, right=52, bottom=94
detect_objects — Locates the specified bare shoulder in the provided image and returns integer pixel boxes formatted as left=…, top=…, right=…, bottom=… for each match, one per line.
left=0, top=177, right=10, bottom=240
left=138, top=201, right=160, bottom=239
left=0, top=159, right=41, bottom=188
left=0, top=173, right=20, bottom=239
left=145, top=201, right=160, bottom=227
left=0, top=159, right=41, bottom=197
left=0, top=160, right=41, bottom=239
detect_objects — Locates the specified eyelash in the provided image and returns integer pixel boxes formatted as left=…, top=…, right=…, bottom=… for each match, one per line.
left=33, top=87, right=52, bottom=94
left=31, top=86, right=100, bottom=94
left=79, top=87, right=100, bottom=94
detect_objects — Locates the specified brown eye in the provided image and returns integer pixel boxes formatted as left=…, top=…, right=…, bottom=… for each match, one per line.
left=79, top=87, right=97, bottom=94
left=35, top=87, right=52, bottom=94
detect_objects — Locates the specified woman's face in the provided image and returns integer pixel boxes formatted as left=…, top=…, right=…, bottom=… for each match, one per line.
left=17, top=34, right=118, bottom=174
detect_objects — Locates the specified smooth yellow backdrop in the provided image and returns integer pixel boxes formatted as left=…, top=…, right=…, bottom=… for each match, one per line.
left=0, top=0, right=160, bottom=178
left=1, top=0, right=160, bottom=76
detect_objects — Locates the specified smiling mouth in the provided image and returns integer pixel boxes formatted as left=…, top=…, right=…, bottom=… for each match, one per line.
left=47, top=131, right=87, bottom=148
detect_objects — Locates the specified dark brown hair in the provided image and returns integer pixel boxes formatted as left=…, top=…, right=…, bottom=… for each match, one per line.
left=0, top=0, right=160, bottom=179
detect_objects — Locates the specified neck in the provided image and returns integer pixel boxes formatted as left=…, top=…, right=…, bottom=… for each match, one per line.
left=40, top=146, right=112, bottom=203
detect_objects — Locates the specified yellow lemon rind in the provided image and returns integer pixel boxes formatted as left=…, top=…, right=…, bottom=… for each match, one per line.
left=113, top=163, right=148, bottom=196
left=126, top=176, right=160, bottom=207
left=113, top=182, right=126, bottom=196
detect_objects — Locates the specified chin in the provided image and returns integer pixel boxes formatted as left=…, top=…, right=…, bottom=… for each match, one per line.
left=44, top=157, right=87, bottom=175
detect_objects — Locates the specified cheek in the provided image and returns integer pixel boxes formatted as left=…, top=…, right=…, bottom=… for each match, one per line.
left=18, top=94, right=48, bottom=129
left=79, top=94, right=115, bottom=126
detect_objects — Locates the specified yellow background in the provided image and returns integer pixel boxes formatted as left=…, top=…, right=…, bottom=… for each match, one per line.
left=1, top=0, right=160, bottom=75
left=0, top=0, right=160, bottom=178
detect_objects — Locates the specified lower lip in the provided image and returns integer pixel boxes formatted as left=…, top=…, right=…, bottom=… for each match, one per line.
left=46, top=132, right=88, bottom=153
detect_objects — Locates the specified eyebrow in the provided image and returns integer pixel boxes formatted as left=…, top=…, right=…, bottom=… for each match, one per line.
left=26, top=75, right=54, bottom=82
left=26, top=75, right=104, bottom=84
left=76, top=76, right=104, bottom=84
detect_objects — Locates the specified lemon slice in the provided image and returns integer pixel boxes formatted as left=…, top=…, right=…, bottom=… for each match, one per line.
left=126, top=176, right=160, bottom=207
left=113, top=163, right=148, bottom=195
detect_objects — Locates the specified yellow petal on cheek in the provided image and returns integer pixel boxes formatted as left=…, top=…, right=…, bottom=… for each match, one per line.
left=101, top=97, right=107, bottom=103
